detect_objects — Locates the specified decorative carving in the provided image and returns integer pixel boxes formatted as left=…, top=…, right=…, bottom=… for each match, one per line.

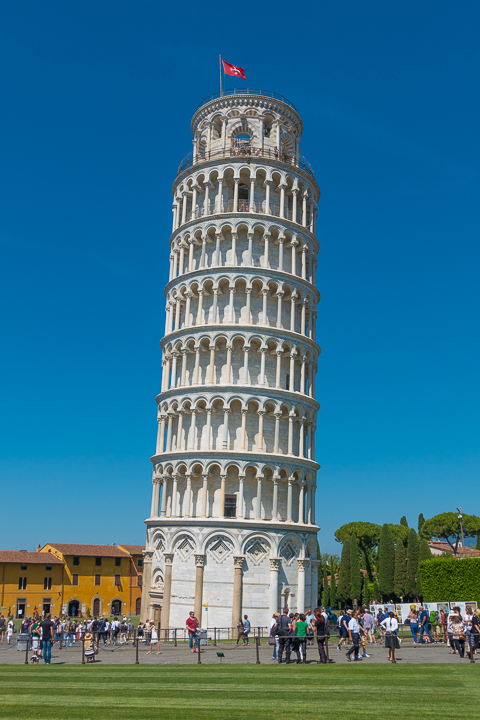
left=155, top=535, right=165, bottom=553
left=195, top=554, right=206, bottom=568
left=174, top=535, right=195, bottom=561
left=164, top=553, right=174, bottom=566
left=280, top=541, right=297, bottom=565
left=207, top=536, right=233, bottom=564
left=143, top=550, right=154, bottom=563
left=297, top=558, right=309, bottom=571
left=270, top=557, right=281, bottom=571
left=152, top=571, right=164, bottom=591
left=245, top=538, right=269, bottom=565
left=233, top=556, right=245, bottom=570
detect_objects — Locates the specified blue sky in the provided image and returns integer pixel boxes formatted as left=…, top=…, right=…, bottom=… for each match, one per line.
left=1, top=0, right=479, bottom=554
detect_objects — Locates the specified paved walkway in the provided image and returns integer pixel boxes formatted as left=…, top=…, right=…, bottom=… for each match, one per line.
left=0, top=639, right=476, bottom=665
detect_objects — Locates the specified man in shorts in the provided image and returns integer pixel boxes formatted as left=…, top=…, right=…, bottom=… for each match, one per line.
left=337, top=609, right=351, bottom=651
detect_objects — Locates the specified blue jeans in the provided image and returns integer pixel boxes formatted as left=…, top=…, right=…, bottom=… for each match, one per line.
left=43, top=640, right=52, bottom=664
left=346, top=633, right=360, bottom=659
left=410, top=624, right=418, bottom=643
left=419, top=624, right=433, bottom=643
left=189, top=632, right=198, bottom=649
left=245, top=631, right=250, bottom=644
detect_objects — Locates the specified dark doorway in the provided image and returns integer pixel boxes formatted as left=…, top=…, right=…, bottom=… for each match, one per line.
left=111, top=599, right=122, bottom=616
left=16, top=599, right=26, bottom=619
left=68, top=599, right=80, bottom=617
left=93, top=598, right=100, bottom=616
left=135, top=597, right=141, bottom=616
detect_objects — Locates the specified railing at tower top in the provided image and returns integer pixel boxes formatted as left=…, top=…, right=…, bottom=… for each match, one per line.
left=183, top=200, right=312, bottom=227
left=177, top=146, right=314, bottom=178
left=194, top=88, right=297, bottom=112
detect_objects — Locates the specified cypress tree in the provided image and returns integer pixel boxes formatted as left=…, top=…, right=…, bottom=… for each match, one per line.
left=378, top=524, right=395, bottom=599
left=337, top=540, right=351, bottom=605
left=418, top=513, right=426, bottom=534
left=321, top=564, right=330, bottom=607
left=362, top=575, right=370, bottom=606
left=371, top=580, right=381, bottom=602
left=350, top=534, right=362, bottom=605
left=406, top=528, right=419, bottom=598
left=418, top=539, right=432, bottom=561
left=394, top=540, right=406, bottom=598
left=476, top=535, right=480, bottom=551
left=330, top=571, right=337, bottom=610
left=400, top=516, right=408, bottom=527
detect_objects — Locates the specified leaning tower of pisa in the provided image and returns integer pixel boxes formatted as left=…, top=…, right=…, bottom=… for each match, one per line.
left=140, top=89, right=321, bottom=629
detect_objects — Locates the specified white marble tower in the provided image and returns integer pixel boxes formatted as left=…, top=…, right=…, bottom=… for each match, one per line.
left=141, top=89, right=320, bottom=629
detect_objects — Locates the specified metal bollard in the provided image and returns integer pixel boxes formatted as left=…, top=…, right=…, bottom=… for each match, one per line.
left=135, top=637, right=139, bottom=665
left=174, top=628, right=177, bottom=647
left=82, top=638, right=85, bottom=664
left=303, top=637, right=307, bottom=664
left=197, top=634, right=201, bottom=664
left=391, top=640, right=396, bottom=664
left=24, top=637, right=30, bottom=665
left=470, top=638, right=475, bottom=664
left=256, top=634, right=260, bottom=664
left=325, top=636, right=330, bottom=663
left=214, top=627, right=217, bottom=646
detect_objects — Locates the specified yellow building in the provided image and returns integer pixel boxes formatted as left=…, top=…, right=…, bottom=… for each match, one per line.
left=0, top=550, right=64, bottom=618
left=40, top=543, right=143, bottom=617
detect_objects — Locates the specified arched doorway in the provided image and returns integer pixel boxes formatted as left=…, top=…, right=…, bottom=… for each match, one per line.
left=111, top=599, right=122, bottom=616
left=68, top=599, right=80, bottom=617
left=93, top=598, right=101, bottom=616
left=135, top=597, right=141, bottom=616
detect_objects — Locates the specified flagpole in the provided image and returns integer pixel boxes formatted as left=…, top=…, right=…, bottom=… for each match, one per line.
left=219, top=54, right=223, bottom=96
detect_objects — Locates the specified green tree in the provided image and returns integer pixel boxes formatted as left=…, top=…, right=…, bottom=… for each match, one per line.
left=406, top=528, right=419, bottom=598
left=371, top=581, right=381, bottom=602
left=362, top=575, right=370, bottom=606
left=418, top=513, right=426, bottom=534
left=335, top=522, right=382, bottom=579
left=321, top=564, right=330, bottom=607
left=378, top=524, right=395, bottom=599
left=400, top=516, right=408, bottom=528
left=418, top=539, right=432, bottom=561
left=330, top=570, right=337, bottom=610
left=394, top=539, right=406, bottom=598
left=350, top=535, right=362, bottom=605
left=337, top=541, right=351, bottom=605
left=476, top=535, right=480, bottom=551
left=421, top=512, right=480, bottom=554
left=388, top=524, right=410, bottom=546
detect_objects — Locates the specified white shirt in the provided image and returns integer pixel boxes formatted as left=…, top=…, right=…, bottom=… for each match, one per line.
left=381, top=617, right=399, bottom=633
left=348, top=617, right=361, bottom=633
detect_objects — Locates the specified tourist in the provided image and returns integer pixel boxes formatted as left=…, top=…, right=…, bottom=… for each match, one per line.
left=345, top=609, right=362, bottom=661
left=6, top=618, right=14, bottom=644
left=186, top=611, right=199, bottom=653
left=471, top=609, right=480, bottom=653
left=84, top=630, right=95, bottom=662
left=243, top=614, right=251, bottom=645
left=450, top=615, right=466, bottom=658
left=235, top=618, right=247, bottom=646
left=275, top=608, right=293, bottom=664
left=418, top=605, right=433, bottom=644
left=358, top=611, right=370, bottom=658
left=292, top=613, right=309, bottom=663
left=137, top=623, right=145, bottom=644
left=313, top=609, right=327, bottom=663
left=120, top=619, right=128, bottom=644
left=376, top=608, right=386, bottom=642
left=146, top=621, right=160, bottom=654
left=337, top=609, right=351, bottom=651
left=127, top=619, right=134, bottom=643
left=407, top=606, right=419, bottom=644
left=111, top=616, right=120, bottom=645
left=39, top=613, right=54, bottom=665
left=381, top=611, right=400, bottom=662
left=269, top=613, right=279, bottom=660
left=362, top=609, right=375, bottom=644
left=305, top=608, right=315, bottom=645
left=0, top=614, right=5, bottom=644
left=464, top=605, right=474, bottom=654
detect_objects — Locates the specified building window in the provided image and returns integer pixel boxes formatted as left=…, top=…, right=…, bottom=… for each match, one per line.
left=115, top=557, right=121, bottom=567
left=137, top=574, right=143, bottom=587
left=137, top=558, right=143, bottom=568
left=94, top=574, right=101, bottom=586
left=95, top=557, right=102, bottom=566
left=18, top=577, right=27, bottom=590
left=20, top=565, right=27, bottom=571
left=114, top=574, right=121, bottom=586
left=45, top=566, right=52, bottom=571
left=72, top=574, right=79, bottom=586
left=44, top=577, right=52, bottom=590
left=224, top=495, right=237, bottom=518
left=73, top=556, right=80, bottom=566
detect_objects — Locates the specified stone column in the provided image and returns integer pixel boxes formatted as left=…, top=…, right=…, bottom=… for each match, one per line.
left=297, top=559, right=308, bottom=613
left=255, top=475, right=263, bottom=519
left=231, top=556, right=245, bottom=628
left=272, top=475, right=279, bottom=520
left=205, top=408, right=212, bottom=450
left=194, top=555, right=206, bottom=626
left=193, top=345, right=201, bottom=384
left=257, top=410, right=265, bottom=451
left=208, top=344, right=216, bottom=384
left=222, top=409, right=230, bottom=449
left=185, top=473, right=192, bottom=517
left=287, top=477, right=293, bottom=522
left=219, top=473, right=226, bottom=518
left=298, top=481, right=305, bottom=523
left=196, top=290, right=204, bottom=324
left=162, top=553, right=174, bottom=630
left=269, top=557, right=281, bottom=616
left=140, top=550, right=153, bottom=623
left=274, top=412, right=281, bottom=452
left=275, top=350, right=282, bottom=387
left=311, top=560, right=320, bottom=608
left=160, top=476, right=167, bottom=517
left=243, top=345, right=250, bottom=383
left=225, top=344, right=232, bottom=382
left=240, top=409, right=247, bottom=449
left=237, top=474, right=245, bottom=518
left=201, top=473, right=209, bottom=518
left=150, top=478, right=160, bottom=517
left=233, top=177, right=239, bottom=212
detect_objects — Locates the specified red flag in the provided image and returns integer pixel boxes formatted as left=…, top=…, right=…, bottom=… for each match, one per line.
left=222, top=60, right=246, bottom=80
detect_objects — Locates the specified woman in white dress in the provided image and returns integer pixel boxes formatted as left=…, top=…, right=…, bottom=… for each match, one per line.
left=147, top=621, right=160, bottom=654
left=6, top=619, right=14, bottom=644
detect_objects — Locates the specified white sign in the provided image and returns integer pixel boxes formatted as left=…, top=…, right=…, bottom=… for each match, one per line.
left=81, top=604, right=86, bottom=613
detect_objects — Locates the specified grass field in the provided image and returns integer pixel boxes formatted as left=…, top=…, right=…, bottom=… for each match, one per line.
left=1, top=665, right=479, bottom=720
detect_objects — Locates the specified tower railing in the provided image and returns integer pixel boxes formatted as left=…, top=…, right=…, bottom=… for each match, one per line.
left=183, top=200, right=311, bottom=227
left=194, top=88, right=297, bottom=112
left=177, top=146, right=314, bottom=178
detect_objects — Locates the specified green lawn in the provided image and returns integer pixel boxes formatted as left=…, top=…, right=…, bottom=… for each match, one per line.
left=1, top=665, right=479, bottom=720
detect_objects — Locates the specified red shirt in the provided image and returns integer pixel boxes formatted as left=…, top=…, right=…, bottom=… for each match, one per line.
left=186, top=617, right=198, bottom=633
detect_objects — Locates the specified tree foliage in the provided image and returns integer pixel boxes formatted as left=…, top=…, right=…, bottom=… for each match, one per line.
left=337, top=541, right=351, bottom=605
left=321, top=564, right=330, bottom=607
left=362, top=575, right=370, bottom=606
left=421, top=512, right=480, bottom=554
left=420, top=557, right=480, bottom=604
left=406, top=528, right=419, bottom=598
left=418, top=513, right=426, bottom=534
left=330, top=569, right=337, bottom=610
left=378, top=524, right=395, bottom=599
left=334, top=521, right=382, bottom=551
left=400, top=516, right=409, bottom=528
left=388, top=524, right=409, bottom=546
left=394, top=539, right=406, bottom=598
left=350, top=535, right=362, bottom=604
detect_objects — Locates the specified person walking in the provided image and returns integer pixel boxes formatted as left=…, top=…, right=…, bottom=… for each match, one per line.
left=407, top=607, right=419, bottom=644
left=293, top=613, right=309, bottom=663
left=243, top=615, right=251, bottom=645
left=111, top=617, right=120, bottom=645
left=417, top=605, right=433, bottom=644
left=146, top=621, right=160, bottom=654
left=0, top=614, right=5, bottom=644
left=381, top=611, right=400, bottom=661
left=470, top=609, right=480, bottom=654
left=345, top=610, right=362, bottom=661
left=337, top=609, right=350, bottom=651
left=235, top=618, right=247, bottom=646
left=450, top=615, right=466, bottom=657
left=39, top=613, right=54, bottom=665
left=275, top=608, right=293, bottom=664
left=269, top=613, right=279, bottom=660
left=313, top=609, right=328, bottom=663
left=362, top=609, right=376, bottom=644
left=186, top=611, right=199, bottom=653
